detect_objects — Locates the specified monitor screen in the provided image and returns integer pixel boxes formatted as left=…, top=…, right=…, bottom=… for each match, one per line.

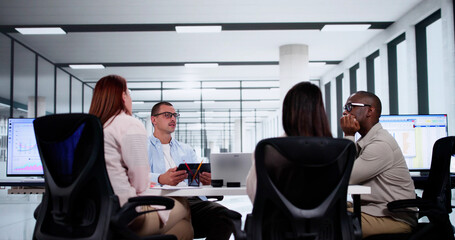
left=378, top=114, right=448, bottom=171
left=7, top=118, right=43, bottom=176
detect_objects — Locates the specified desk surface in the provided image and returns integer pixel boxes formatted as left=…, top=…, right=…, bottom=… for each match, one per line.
left=143, top=185, right=371, bottom=197
left=0, top=178, right=45, bottom=187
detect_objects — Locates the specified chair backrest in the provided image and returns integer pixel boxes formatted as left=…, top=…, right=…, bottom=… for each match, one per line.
left=33, top=113, right=118, bottom=240
left=249, top=136, right=357, bottom=240
left=422, top=136, right=455, bottom=219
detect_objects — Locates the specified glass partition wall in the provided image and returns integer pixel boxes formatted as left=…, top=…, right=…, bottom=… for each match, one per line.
left=0, top=33, right=93, bottom=162
left=0, top=30, right=319, bottom=161
left=127, top=80, right=282, bottom=160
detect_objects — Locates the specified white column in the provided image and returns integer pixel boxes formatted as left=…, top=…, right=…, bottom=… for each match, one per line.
left=279, top=44, right=310, bottom=135
left=279, top=44, right=310, bottom=101
left=27, top=96, right=46, bottom=118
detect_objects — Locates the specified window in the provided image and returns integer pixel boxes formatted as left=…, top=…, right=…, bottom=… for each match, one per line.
left=415, top=10, right=443, bottom=114
left=366, top=50, right=379, bottom=93
left=349, top=64, right=359, bottom=94
left=387, top=33, right=406, bottom=115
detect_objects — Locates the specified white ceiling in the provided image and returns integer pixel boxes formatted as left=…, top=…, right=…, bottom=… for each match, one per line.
left=0, top=0, right=424, bottom=123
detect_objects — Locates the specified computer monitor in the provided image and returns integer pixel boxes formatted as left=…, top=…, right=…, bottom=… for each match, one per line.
left=378, top=114, right=448, bottom=171
left=7, top=118, right=43, bottom=176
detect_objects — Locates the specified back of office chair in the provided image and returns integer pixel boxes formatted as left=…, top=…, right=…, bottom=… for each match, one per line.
left=365, top=136, right=455, bottom=240
left=420, top=136, right=454, bottom=219
left=33, top=113, right=177, bottom=240
left=248, top=137, right=359, bottom=240
left=33, top=113, right=115, bottom=240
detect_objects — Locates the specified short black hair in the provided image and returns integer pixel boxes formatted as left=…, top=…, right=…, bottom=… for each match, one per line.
left=151, top=101, right=173, bottom=116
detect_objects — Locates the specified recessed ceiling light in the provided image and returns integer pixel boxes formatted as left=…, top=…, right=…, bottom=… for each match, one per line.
left=132, top=101, right=144, bottom=104
left=69, top=64, right=105, bottom=69
left=15, top=27, right=66, bottom=35
left=175, top=26, right=222, bottom=33
left=185, top=63, right=219, bottom=68
left=321, top=24, right=371, bottom=31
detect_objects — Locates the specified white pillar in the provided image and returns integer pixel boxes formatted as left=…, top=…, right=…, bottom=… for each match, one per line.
left=27, top=96, right=46, bottom=118
left=279, top=44, right=310, bottom=134
left=280, top=44, right=310, bottom=101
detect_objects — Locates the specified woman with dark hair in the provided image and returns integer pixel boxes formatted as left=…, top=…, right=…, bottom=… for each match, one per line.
left=246, top=81, right=332, bottom=201
left=89, top=75, right=193, bottom=239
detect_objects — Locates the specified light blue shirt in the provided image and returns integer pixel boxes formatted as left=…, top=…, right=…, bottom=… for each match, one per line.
left=148, top=135, right=198, bottom=184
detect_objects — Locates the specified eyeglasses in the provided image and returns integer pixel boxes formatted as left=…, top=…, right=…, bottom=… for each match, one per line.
left=344, top=103, right=371, bottom=112
left=153, top=112, right=180, bottom=119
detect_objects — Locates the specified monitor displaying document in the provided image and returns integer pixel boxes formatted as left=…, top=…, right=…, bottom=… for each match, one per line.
left=7, top=118, right=44, bottom=176
left=378, top=114, right=448, bottom=171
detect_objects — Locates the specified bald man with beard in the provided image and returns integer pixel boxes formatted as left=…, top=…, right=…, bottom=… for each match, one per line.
left=340, top=91, right=417, bottom=238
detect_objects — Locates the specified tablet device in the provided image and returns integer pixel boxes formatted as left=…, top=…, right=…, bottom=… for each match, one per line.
left=177, top=163, right=210, bottom=186
left=177, top=163, right=210, bottom=173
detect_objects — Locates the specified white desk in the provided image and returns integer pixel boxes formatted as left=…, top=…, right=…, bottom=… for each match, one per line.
left=144, top=185, right=370, bottom=197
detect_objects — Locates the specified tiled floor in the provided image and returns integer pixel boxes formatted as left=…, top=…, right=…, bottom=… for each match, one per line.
left=0, top=190, right=250, bottom=240
left=0, top=187, right=454, bottom=240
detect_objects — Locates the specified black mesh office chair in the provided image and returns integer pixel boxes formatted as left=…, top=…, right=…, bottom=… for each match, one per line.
left=364, top=136, right=455, bottom=240
left=32, top=113, right=176, bottom=240
left=231, top=136, right=360, bottom=240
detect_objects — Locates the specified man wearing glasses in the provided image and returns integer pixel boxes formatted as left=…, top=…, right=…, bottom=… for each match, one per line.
left=148, top=101, right=233, bottom=240
left=340, top=91, right=417, bottom=238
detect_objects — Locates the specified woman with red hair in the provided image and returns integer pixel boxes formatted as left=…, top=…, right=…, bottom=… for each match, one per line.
left=89, top=75, right=193, bottom=239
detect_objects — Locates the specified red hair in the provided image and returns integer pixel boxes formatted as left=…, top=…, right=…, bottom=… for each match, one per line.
left=89, top=75, right=129, bottom=125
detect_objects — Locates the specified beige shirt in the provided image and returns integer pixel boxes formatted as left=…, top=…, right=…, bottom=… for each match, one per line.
left=103, top=112, right=169, bottom=223
left=348, top=122, right=417, bottom=227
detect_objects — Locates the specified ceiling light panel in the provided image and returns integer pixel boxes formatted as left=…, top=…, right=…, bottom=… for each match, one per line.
left=321, top=24, right=371, bottom=31
left=69, top=64, right=105, bottom=69
left=15, top=27, right=66, bottom=35
left=175, top=25, right=222, bottom=33
left=184, top=63, right=219, bottom=68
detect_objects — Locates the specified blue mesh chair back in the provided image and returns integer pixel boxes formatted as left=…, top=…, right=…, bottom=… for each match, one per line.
left=32, top=113, right=116, bottom=239
left=32, top=113, right=177, bottom=240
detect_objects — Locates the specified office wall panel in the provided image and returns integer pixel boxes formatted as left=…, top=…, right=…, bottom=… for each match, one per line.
left=84, top=84, right=93, bottom=113
left=71, top=78, right=83, bottom=113
left=13, top=43, right=34, bottom=118
left=56, top=69, right=70, bottom=113
left=37, top=57, right=54, bottom=116
left=0, top=34, right=10, bottom=114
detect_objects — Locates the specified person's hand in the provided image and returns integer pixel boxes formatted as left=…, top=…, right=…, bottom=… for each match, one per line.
left=158, top=167, right=188, bottom=186
left=199, top=172, right=211, bottom=185
left=340, top=114, right=360, bottom=136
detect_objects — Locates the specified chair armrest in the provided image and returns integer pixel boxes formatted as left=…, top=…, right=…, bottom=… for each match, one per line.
left=111, top=196, right=176, bottom=239
left=128, top=196, right=175, bottom=209
left=116, top=196, right=175, bottom=225
left=388, top=198, right=427, bottom=212
left=224, top=209, right=247, bottom=240
left=205, top=195, right=224, bottom=201
left=387, top=198, right=448, bottom=218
